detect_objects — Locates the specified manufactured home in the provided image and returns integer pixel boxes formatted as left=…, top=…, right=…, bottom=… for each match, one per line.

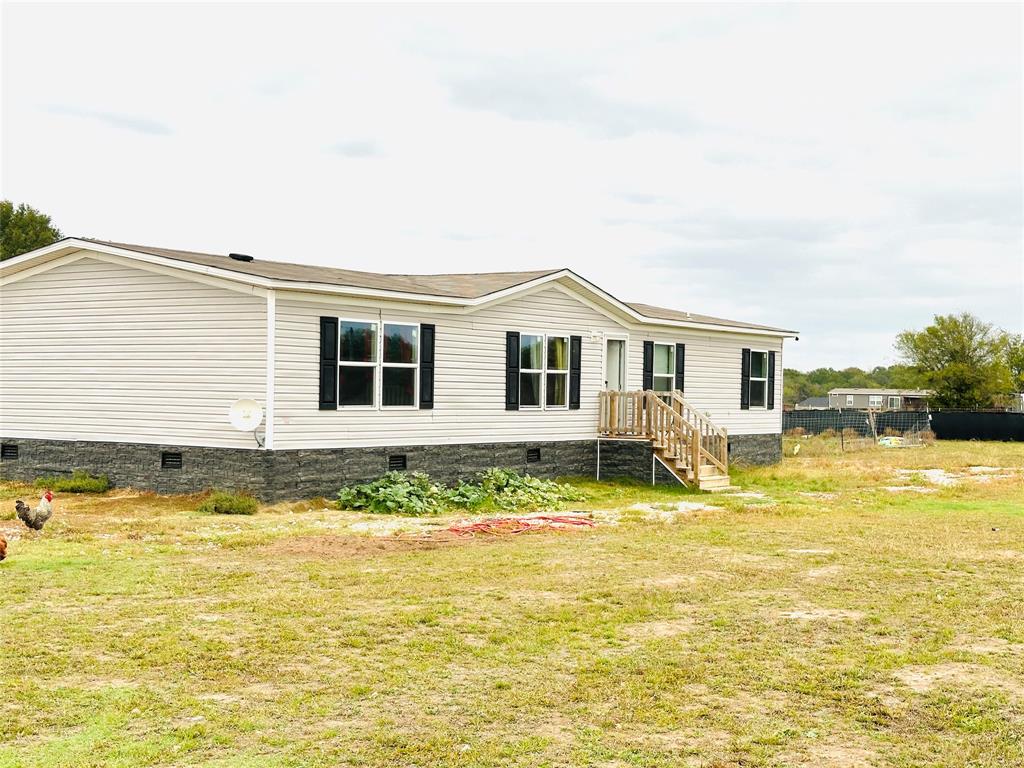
left=827, top=388, right=931, bottom=411
left=0, top=239, right=796, bottom=499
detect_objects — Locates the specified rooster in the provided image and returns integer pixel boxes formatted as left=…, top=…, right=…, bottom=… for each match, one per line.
left=16, top=490, right=54, bottom=531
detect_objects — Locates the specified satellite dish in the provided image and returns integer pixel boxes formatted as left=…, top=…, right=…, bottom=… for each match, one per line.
left=229, top=399, right=264, bottom=432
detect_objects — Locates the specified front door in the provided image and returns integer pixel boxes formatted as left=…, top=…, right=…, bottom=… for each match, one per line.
left=605, top=339, right=626, bottom=391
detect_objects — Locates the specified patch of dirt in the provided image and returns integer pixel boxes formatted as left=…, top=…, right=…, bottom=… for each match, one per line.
left=892, top=466, right=1022, bottom=488
left=951, top=638, right=1024, bottom=655
left=780, top=606, right=865, bottom=621
left=623, top=617, right=697, bottom=640
left=779, top=744, right=878, bottom=767
left=642, top=573, right=698, bottom=588
left=990, top=549, right=1024, bottom=560
left=262, top=533, right=467, bottom=557
left=347, top=517, right=447, bottom=537
left=721, top=490, right=773, bottom=502
left=508, top=589, right=570, bottom=604
left=786, top=548, right=835, bottom=556
left=893, top=662, right=1024, bottom=701
left=804, top=565, right=843, bottom=579
left=639, top=570, right=730, bottom=589
left=198, top=692, right=239, bottom=704
left=881, top=485, right=938, bottom=493
left=895, top=468, right=959, bottom=486
left=597, top=500, right=722, bottom=523
left=797, top=491, right=839, bottom=500
left=645, top=726, right=732, bottom=754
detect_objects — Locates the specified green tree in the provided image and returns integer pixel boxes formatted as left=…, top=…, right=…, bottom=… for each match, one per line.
left=0, top=201, right=62, bottom=260
left=895, top=313, right=1012, bottom=408
left=782, top=364, right=928, bottom=406
left=1005, top=334, right=1024, bottom=394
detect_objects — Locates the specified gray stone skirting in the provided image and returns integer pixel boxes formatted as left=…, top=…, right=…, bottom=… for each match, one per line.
left=727, top=433, right=783, bottom=465
left=0, top=434, right=780, bottom=501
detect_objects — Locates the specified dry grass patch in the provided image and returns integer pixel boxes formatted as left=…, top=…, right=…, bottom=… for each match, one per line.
left=1, top=440, right=1023, bottom=767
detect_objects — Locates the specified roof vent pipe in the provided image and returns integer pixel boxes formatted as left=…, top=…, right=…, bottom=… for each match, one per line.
left=229, top=253, right=254, bottom=262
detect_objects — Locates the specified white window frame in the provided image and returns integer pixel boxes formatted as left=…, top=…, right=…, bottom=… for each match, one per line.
left=888, top=395, right=901, bottom=409
left=748, top=350, right=769, bottom=409
left=545, top=334, right=570, bottom=410
left=868, top=395, right=883, bottom=408
left=333, top=318, right=421, bottom=410
left=336, top=317, right=379, bottom=410
left=846, top=395, right=854, bottom=407
left=518, top=331, right=570, bottom=411
left=652, top=343, right=676, bottom=393
left=380, top=321, right=420, bottom=410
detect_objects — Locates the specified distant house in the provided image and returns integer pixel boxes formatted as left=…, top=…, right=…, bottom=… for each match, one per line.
left=794, top=396, right=830, bottom=410
left=828, top=388, right=931, bottom=411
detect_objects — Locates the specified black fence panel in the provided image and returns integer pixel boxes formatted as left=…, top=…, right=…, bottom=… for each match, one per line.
left=930, top=411, right=1024, bottom=442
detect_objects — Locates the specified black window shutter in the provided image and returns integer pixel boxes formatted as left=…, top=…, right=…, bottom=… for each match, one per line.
left=569, top=335, right=582, bottom=409
left=740, top=348, right=751, bottom=410
left=319, top=316, right=338, bottom=410
left=419, top=324, right=435, bottom=410
left=675, top=343, right=686, bottom=392
left=767, top=350, right=776, bottom=410
left=642, top=341, right=654, bottom=391
left=505, top=331, right=520, bottom=410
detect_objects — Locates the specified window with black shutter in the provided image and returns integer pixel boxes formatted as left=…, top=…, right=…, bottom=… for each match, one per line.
left=747, top=350, right=768, bottom=408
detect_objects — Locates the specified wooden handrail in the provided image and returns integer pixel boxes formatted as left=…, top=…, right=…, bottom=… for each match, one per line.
left=667, top=390, right=728, bottom=474
left=598, top=389, right=729, bottom=482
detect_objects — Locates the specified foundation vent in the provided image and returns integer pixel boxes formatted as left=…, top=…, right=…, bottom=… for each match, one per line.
left=388, top=454, right=407, bottom=471
left=161, top=451, right=183, bottom=470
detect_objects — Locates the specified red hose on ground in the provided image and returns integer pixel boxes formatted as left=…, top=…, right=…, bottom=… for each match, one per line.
left=446, top=513, right=595, bottom=537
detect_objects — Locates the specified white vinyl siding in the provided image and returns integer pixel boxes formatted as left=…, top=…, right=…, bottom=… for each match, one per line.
left=1, top=255, right=789, bottom=451
left=273, top=286, right=623, bottom=449
left=627, top=330, right=784, bottom=435
left=0, top=255, right=267, bottom=447
left=274, top=285, right=786, bottom=448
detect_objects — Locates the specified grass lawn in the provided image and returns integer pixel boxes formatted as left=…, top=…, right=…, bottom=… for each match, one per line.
left=1, top=440, right=1023, bottom=767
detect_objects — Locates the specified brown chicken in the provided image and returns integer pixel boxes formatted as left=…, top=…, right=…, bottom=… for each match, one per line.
left=16, top=490, right=54, bottom=531
left=0, top=535, right=7, bottom=561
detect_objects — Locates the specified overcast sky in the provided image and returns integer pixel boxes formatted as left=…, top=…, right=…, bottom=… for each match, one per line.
left=2, top=3, right=1021, bottom=369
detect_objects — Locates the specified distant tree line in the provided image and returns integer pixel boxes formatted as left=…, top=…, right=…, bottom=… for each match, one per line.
left=783, top=365, right=925, bottom=407
left=787, top=313, right=1024, bottom=410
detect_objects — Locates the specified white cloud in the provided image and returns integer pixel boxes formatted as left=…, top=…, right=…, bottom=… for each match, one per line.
left=1, top=3, right=1020, bottom=370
